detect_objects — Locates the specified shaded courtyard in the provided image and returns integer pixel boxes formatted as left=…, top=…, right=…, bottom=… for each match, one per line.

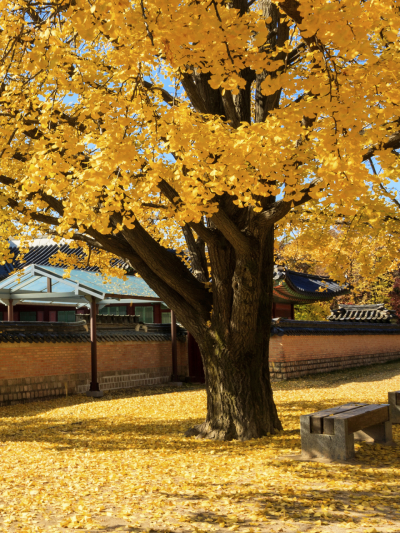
left=0, top=361, right=399, bottom=532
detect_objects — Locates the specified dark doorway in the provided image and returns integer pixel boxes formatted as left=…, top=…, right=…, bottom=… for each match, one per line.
left=188, top=333, right=205, bottom=383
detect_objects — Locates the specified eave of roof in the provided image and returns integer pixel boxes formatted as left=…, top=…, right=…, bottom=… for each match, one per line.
left=0, top=264, right=161, bottom=304
left=272, top=268, right=349, bottom=304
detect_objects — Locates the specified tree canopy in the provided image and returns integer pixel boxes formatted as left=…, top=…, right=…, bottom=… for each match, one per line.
left=1, top=0, right=399, bottom=250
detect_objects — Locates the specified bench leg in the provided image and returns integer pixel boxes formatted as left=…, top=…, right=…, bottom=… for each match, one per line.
left=388, top=392, right=400, bottom=424
left=300, top=416, right=354, bottom=461
left=354, top=421, right=393, bottom=444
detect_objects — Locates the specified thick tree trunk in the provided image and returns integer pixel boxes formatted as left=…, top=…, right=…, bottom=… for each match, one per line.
left=185, top=225, right=282, bottom=440
left=186, top=332, right=282, bottom=440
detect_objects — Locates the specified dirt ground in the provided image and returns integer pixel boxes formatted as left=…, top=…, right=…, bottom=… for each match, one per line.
left=0, top=361, right=399, bottom=533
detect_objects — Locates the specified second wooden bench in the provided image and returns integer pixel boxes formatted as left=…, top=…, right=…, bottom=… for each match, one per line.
left=300, top=402, right=392, bottom=461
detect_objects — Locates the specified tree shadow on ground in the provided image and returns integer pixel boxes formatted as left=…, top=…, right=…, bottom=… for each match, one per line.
left=78, top=481, right=400, bottom=532
left=1, top=359, right=399, bottom=421
left=1, top=398, right=399, bottom=460
left=0, top=383, right=205, bottom=418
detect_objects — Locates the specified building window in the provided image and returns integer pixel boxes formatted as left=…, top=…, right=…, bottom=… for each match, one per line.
left=99, top=306, right=127, bottom=315
left=161, top=311, right=171, bottom=324
left=58, top=310, right=76, bottom=322
left=135, top=306, right=154, bottom=323
left=20, top=311, right=37, bottom=322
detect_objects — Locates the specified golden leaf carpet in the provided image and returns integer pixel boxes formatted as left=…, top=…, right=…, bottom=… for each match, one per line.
left=1, top=361, right=399, bottom=533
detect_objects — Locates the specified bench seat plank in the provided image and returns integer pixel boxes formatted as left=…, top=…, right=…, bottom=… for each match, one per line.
left=324, top=404, right=389, bottom=435
left=309, top=403, right=367, bottom=434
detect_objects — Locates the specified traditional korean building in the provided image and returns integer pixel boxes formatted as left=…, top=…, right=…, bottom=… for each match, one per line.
left=272, top=266, right=349, bottom=318
left=1, top=240, right=348, bottom=323
left=0, top=239, right=167, bottom=323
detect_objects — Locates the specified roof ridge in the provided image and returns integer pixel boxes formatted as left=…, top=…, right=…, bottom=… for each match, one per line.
left=286, top=269, right=332, bottom=280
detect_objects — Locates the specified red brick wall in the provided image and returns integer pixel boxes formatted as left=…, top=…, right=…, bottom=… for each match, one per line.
left=0, top=340, right=187, bottom=380
left=270, top=334, right=400, bottom=379
left=0, top=339, right=188, bottom=405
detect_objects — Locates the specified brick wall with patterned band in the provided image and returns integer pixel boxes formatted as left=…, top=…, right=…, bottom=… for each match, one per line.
left=270, top=331, right=400, bottom=379
left=0, top=339, right=188, bottom=406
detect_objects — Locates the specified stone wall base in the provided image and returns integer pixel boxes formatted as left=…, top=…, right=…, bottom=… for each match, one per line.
left=0, top=367, right=175, bottom=407
left=270, top=351, right=400, bottom=380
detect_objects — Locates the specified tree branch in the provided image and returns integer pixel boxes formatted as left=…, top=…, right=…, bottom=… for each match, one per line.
left=362, top=131, right=400, bottom=162
left=210, top=209, right=254, bottom=255
left=182, top=224, right=209, bottom=282
left=220, top=90, right=241, bottom=128
left=180, top=73, right=209, bottom=114
left=142, top=80, right=181, bottom=107
left=257, top=177, right=323, bottom=227
left=0, top=173, right=65, bottom=216
left=78, top=230, right=211, bottom=325
left=157, top=178, right=217, bottom=242
left=110, top=213, right=212, bottom=312
left=68, top=233, right=109, bottom=251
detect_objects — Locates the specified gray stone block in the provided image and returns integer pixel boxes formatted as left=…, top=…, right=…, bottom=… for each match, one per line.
left=388, top=392, right=400, bottom=424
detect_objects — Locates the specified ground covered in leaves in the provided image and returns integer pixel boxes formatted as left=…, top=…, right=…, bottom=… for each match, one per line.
left=1, top=362, right=400, bottom=533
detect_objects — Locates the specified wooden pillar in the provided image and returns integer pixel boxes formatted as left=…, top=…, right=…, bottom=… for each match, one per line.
left=171, top=309, right=178, bottom=380
left=47, top=277, right=52, bottom=293
left=7, top=300, right=13, bottom=322
left=154, top=303, right=162, bottom=324
left=87, top=298, right=103, bottom=396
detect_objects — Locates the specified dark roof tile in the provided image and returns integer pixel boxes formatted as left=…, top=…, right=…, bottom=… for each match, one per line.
left=1, top=243, right=130, bottom=280
left=273, top=267, right=349, bottom=304
left=328, top=304, right=395, bottom=323
left=271, top=317, right=400, bottom=335
left=0, top=320, right=175, bottom=344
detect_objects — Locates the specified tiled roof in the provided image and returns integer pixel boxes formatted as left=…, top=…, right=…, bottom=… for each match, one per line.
left=327, top=304, right=395, bottom=323
left=0, top=242, right=130, bottom=280
left=0, top=264, right=161, bottom=300
left=273, top=267, right=348, bottom=304
left=0, top=320, right=184, bottom=344
left=271, top=317, right=400, bottom=336
left=0, top=330, right=171, bottom=344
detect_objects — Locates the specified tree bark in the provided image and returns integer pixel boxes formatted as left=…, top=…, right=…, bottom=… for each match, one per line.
left=186, top=332, right=282, bottom=440
left=184, top=225, right=282, bottom=440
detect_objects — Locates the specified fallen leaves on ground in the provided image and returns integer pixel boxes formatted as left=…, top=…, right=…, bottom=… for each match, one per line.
left=0, top=361, right=399, bottom=533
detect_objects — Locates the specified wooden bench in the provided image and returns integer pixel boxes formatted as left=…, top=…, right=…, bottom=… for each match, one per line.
left=300, top=402, right=392, bottom=461
left=388, top=391, right=400, bottom=424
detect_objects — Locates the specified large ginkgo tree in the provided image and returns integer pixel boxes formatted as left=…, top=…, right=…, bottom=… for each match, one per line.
left=0, top=0, right=399, bottom=439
